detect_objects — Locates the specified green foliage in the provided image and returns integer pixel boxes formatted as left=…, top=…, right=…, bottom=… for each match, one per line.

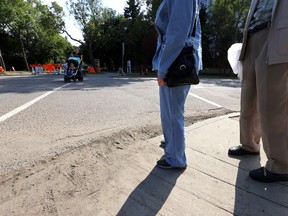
left=145, top=0, right=162, bottom=23
left=65, top=0, right=157, bottom=70
left=0, top=0, right=252, bottom=71
left=65, top=0, right=251, bottom=71
left=124, top=0, right=141, bottom=21
left=119, top=0, right=157, bottom=68
left=0, top=0, right=72, bottom=70
left=67, top=0, right=102, bottom=31
left=201, top=0, right=250, bottom=69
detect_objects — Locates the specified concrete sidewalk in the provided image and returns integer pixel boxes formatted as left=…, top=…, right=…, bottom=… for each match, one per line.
left=101, top=113, right=288, bottom=216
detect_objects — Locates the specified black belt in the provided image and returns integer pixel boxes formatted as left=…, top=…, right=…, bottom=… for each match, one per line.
left=248, top=22, right=270, bottom=36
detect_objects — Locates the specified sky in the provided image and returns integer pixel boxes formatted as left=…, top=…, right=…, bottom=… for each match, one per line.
left=102, top=0, right=127, bottom=13
left=41, top=0, right=127, bottom=45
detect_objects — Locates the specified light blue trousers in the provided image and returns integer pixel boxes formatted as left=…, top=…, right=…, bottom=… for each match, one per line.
left=160, top=85, right=190, bottom=167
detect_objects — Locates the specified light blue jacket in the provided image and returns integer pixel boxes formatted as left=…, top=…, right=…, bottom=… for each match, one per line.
left=152, top=0, right=202, bottom=78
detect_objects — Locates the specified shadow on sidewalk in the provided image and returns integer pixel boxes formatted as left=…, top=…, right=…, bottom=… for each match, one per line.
left=234, top=156, right=288, bottom=215
left=117, top=166, right=184, bottom=216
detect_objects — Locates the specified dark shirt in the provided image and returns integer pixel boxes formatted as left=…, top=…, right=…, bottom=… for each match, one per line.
left=73, top=51, right=82, bottom=62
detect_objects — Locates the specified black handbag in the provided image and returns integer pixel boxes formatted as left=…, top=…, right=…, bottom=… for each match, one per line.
left=165, top=18, right=199, bottom=87
left=165, top=46, right=199, bottom=87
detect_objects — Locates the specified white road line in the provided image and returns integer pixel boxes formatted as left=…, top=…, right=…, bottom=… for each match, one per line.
left=0, top=83, right=70, bottom=123
left=189, top=93, right=222, bottom=108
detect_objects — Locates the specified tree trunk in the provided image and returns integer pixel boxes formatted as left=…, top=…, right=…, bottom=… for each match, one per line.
left=19, top=35, right=30, bottom=71
left=0, top=49, right=6, bottom=71
left=87, top=41, right=96, bottom=70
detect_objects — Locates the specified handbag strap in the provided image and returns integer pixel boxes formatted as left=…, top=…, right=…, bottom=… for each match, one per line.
left=179, top=17, right=197, bottom=55
left=191, top=17, right=196, bottom=38
left=184, top=17, right=196, bottom=53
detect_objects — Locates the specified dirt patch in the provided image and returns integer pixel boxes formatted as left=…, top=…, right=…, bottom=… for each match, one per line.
left=0, top=108, right=235, bottom=215
left=185, top=107, right=233, bottom=126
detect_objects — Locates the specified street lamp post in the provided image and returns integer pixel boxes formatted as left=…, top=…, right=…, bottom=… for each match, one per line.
left=122, top=42, right=125, bottom=71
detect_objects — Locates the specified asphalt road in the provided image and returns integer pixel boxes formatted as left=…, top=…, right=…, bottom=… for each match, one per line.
left=0, top=72, right=241, bottom=176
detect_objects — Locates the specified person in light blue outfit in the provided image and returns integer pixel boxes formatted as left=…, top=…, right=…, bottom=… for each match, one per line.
left=152, top=0, right=202, bottom=169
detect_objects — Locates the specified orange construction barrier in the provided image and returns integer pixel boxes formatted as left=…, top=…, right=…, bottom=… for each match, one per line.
left=54, top=64, right=61, bottom=68
left=30, top=64, right=44, bottom=74
left=42, top=64, right=55, bottom=73
left=0, top=66, right=4, bottom=73
left=88, top=66, right=95, bottom=73
left=30, top=64, right=39, bottom=68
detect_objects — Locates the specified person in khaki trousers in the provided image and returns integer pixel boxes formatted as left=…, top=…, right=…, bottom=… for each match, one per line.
left=228, top=0, right=288, bottom=182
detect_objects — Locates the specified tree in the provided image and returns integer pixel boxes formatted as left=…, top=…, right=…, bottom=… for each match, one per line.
left=66, top=0, right=103, bottom=69
left=0, top=0, right=71, bottom=70
left=145, top=0, right=162, bottom=23
left=27, top=1, right=69, bottom=63
left=124, top=0, right=142, bottom=21
left=94, top=11, right=127, bottom=70
left=203, top=0, right=250, bottom=69
left=122, top=0, right=155, bottom=68
left=0, top=0, right=38, bottom=70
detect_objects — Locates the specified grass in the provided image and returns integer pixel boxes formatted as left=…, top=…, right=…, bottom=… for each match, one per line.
left=1, top=71, right=31, bottom=76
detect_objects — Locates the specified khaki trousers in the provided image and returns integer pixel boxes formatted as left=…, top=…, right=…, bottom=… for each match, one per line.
left=240, top=28, right=288, bottom=174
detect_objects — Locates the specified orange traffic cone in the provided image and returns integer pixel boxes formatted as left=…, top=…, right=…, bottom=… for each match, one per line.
left=0, top=66, right=5, bottom=73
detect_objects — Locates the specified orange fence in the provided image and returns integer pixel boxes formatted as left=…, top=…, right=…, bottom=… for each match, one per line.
left=30, top=64, right=42, bottom=69
left=30, top=64, right=60, bottom=73
left=42, top=64, right=55, bottom=73
left=29, top=64, right=101, bottom=74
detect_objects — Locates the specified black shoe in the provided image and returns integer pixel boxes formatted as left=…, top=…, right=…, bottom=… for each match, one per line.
left=159, top=140, right=166, bottom=149
left=228, top=146, right=259, bottom=156
left=156, top=159, right=186, bottom=170
left=249, top=167, right=288, bottom=183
